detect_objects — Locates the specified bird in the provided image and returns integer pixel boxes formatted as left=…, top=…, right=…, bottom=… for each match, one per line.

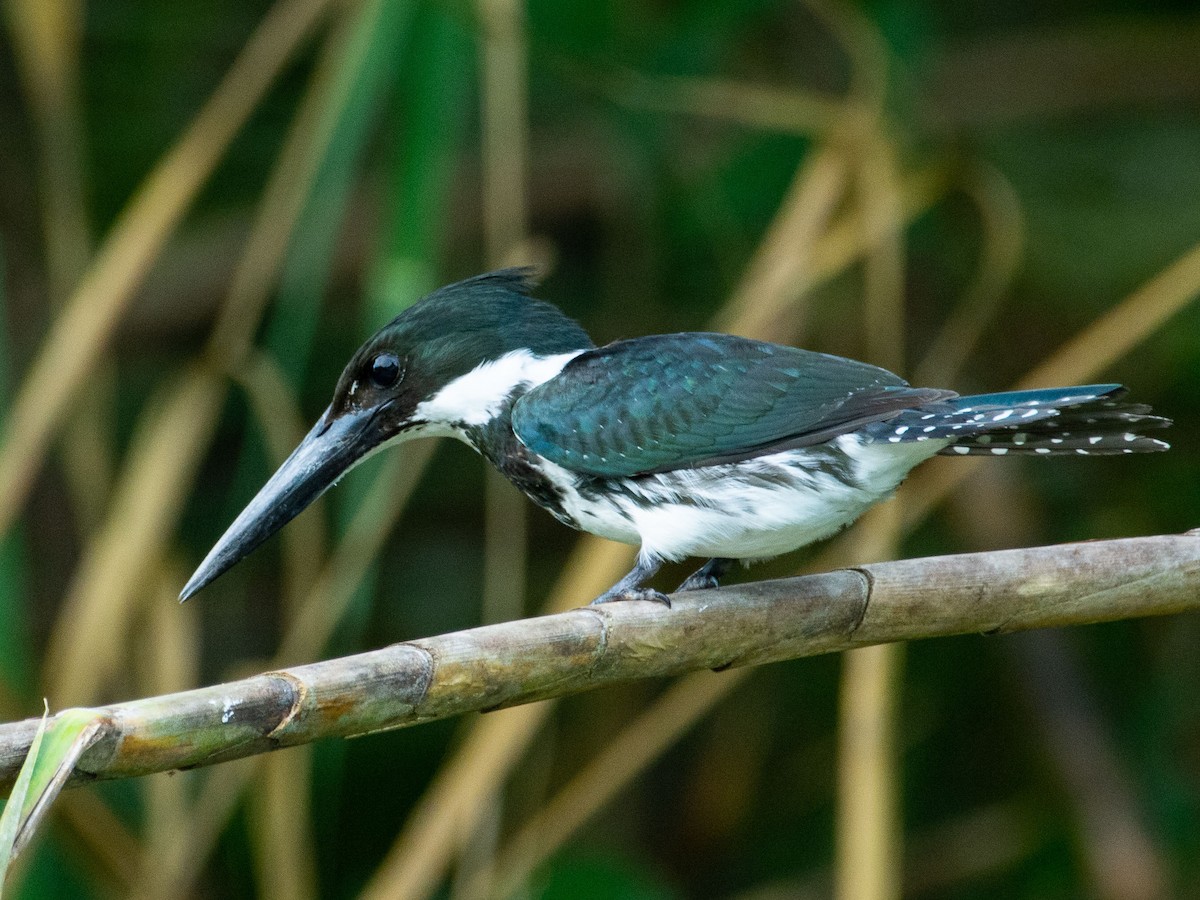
left=180, top=269, right=1171, bottom=605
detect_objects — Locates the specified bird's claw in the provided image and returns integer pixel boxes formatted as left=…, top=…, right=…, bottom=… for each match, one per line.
left=675, top=558, right=731, bottom=593
left=675, top=573, right=719, bottom=592
left=589, top=588, right=672, bottom=607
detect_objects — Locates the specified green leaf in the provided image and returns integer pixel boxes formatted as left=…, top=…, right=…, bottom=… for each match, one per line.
left=0, top=704, right=47, bottom=892
left=0, top=706, right=105, bottom=892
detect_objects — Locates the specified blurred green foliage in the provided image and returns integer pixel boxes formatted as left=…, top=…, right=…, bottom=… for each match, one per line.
left=0, top=0, right=1197, bottom=897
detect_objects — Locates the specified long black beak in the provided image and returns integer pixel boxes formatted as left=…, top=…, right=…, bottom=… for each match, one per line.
left=180, top=404, right=390, bottom=601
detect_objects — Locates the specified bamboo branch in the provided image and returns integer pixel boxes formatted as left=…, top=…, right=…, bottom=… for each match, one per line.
left=4, top=530, right=1198, bottom=793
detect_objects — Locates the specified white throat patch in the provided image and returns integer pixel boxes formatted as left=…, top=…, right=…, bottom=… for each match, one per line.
left=414, top=349, right=583, bottom=428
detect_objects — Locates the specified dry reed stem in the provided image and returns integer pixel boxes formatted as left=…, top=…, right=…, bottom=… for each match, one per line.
left=362, top=702, right=553, bottom=900
left=806, top=167, right=945, bottom=289
left=3, top=0, right=89, bottom=303
left=899, top=802, right=1038, bottom=895
left=251, top=746, right=319, bottom=900
left=806, top=0, right=888, bottom=114
left=136, top=567, right=201, bottom=892
left=836, top=641, right=903, bottom=900
left=51, top=790, right=141, bottom=888
left=607, top=72, right=844, bottom=136
left=135, top=757, right=260, bottom=899
left=729, top=801, right=1040, bottom=900
left=0, top=0, right=337, bottom=542
left=479, top=0, right=529, bottom=264
left=4, top=0, right=116, bottom=528
left=835, top=508, right=906, bottom=900
left=479, top=0, right=533, bottom=633
left=923, top=21, right=1200, bottom=129
left=470, top=1, right=535, bottom=887
left=836, top=121, right=907, bottom=900
left=858, top=132, right=906, bottom=374
left=1017, top=242, right=1200, bottom=388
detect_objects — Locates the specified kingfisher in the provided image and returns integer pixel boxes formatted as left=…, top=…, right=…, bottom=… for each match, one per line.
left=180, top=269, right=1171, bottom=605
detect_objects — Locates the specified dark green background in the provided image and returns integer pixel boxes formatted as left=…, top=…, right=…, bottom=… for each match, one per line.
left=0, top=0, right=1197, bottom=896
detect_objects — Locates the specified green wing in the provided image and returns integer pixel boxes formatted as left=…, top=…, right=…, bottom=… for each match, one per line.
left=511, top=333, right=952, bottom=477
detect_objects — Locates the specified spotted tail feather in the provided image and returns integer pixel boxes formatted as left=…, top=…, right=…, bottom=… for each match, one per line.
left=935, top=385, right=1170, bottom=456
left=860, top=384, right=1170, bottom=456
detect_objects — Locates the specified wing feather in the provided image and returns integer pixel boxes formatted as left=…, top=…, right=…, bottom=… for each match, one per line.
left=511, top=333, right=954, bottom=477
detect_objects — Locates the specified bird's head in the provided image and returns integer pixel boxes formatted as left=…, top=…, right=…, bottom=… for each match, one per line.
left=180, top=269, right=592, bottom=600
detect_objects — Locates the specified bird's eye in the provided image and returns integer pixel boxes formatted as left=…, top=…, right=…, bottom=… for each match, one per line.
left=368, top=352, right=401, bottom=388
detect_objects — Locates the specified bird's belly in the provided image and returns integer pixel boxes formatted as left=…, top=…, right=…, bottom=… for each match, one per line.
left=557, top=436, right=947, bottom=561
left=622, top=473, right=872, bottom=560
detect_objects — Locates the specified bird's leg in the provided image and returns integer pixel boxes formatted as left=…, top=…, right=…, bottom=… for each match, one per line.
left=676, top=557, right=733, bottom=592
left=590, top=555, right=670, bottom=606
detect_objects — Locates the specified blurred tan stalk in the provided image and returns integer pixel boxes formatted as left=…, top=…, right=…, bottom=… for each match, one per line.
left=836, top=118, right=908, bottom=900
left=479, top=0, right=533, bottom=629
left=4, top=0, right=116, bottom=527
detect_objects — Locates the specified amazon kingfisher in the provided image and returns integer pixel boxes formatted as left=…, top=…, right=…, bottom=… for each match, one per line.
left=181, top=269, right=1171, bottom=605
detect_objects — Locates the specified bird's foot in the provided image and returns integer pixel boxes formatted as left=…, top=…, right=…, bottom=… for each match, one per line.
left=589, top=587, right=671, bottom=607
left=675, top=558, right=733, bottom=593
left=675, top=572, right=719, bottom=592
left=588, top=555, right=669, bottom=606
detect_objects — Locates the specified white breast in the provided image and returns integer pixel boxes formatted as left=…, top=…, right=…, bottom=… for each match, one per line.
left=528, top=434, right=948, bottom=563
